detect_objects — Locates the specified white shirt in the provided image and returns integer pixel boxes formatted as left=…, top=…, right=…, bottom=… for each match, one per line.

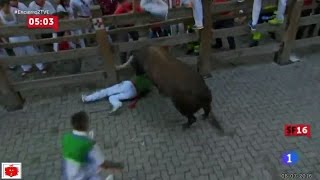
left=62, top=130, right=105, bottom=180
left=70, top=0, right=92, bottom=18
left=28, top=0, right=56, bottom=14
left=57, top=4, right=74, bottom=19
left=16, top=2, right=29, bottom=11
left=12, top=2, right=29, bottom=23
left=0, top=7, right=18, bottom=26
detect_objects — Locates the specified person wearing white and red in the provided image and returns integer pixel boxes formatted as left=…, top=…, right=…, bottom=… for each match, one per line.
left=0, top=0, right=46, bottom=76
left=69, top=0, right=93, bottom=48
left=112, top=0, right=143, bottom=63
left=28, top=0, right=56, bottom=14
left=9, top=0, right=28, bottom=11
left=55, top=0, right=78, bottom=50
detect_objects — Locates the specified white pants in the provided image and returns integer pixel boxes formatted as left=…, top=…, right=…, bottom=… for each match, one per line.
left=252, top=0, right=287, bottom=26
left=140, top=0, right=169, bottom=19
left=9, top=36, right=45, bottom=72
left=191, top=0, right=203, bottom=27
left=84, top=81, right=137, bottom=108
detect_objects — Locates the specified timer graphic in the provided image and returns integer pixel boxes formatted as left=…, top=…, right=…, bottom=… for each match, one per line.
left=27, top=15, right=59, bottom=31
left=28, top=17, right=54, bottom=26
left=281, top=151, right=299, bottom=165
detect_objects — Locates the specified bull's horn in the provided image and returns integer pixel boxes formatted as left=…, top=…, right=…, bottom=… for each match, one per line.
left=115, top=55, right=134, bottom=70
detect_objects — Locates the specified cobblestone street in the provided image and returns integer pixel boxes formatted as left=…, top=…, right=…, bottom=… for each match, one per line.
left=1, top=51, right=320, bottom=180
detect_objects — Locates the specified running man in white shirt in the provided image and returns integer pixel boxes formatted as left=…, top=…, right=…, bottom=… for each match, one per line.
left=61, top=111, right=124, bottom=180
left=0, top=0, right=47, bottom=76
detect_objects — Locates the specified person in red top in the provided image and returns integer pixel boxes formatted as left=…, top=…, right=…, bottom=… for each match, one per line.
left=211, top=0, right=235, bottom=50
left=114, top=0, right=143, bottom=14
left=112, top=0, right=143, bottom=63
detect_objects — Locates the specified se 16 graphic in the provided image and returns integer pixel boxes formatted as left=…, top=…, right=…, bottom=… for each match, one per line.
left=27, top=15, right=59, bottom=32
left=284, top=124, right=311, bottom=138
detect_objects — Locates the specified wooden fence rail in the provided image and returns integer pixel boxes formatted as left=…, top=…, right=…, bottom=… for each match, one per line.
left=0, top=0, right=319, bottom=111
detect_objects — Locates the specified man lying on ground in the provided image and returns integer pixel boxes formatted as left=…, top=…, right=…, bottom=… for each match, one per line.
left=81, top=56, right=153, bottom=114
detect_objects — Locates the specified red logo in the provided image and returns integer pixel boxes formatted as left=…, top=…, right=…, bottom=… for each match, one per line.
left=1, top=163, right=22, bottom=179
left=27, top=15, right=59, bottom=32
left=284, top=124, right=311, bottom=138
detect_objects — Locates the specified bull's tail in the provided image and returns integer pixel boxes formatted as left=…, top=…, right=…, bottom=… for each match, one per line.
left=203, top=103, right=224, bottom=133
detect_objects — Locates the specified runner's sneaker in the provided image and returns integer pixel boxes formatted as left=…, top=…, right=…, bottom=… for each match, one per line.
left=248, top=21, right=256, bottom=31
left=108, top=105, right=122, bottom=115
left=192, top=25, right=204, bottom=30
left=268, top=18, right=284, bottom=25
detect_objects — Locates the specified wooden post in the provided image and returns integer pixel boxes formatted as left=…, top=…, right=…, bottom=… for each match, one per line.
left=198, top=0, right=213, bottom=77
left=274, top=0, right=304, bottom=65
left=0, top=65, right=24, bottom=111
left=92, top=18, right=118, bottom=84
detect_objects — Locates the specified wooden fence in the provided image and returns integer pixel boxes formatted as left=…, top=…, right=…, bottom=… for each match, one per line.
left=0, top=0, right=319, bottom=111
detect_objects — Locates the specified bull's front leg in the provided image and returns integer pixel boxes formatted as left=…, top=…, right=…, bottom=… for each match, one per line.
left=182, top=115, right=197, bottom=130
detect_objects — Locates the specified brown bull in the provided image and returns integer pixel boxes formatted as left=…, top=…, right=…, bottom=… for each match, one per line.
left=120, top=46, right=223, bottom=131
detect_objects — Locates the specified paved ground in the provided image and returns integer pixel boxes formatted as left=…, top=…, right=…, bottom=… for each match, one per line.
left=1, top=48, right=320, bottom=180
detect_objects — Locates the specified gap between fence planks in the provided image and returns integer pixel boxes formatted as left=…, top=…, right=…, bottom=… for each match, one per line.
left=113, top=33, right=198, bottom=52
left=0, top=33, right=96, bottom=49
left=0, top=47, right=98, bottom=66
left=294, top=36, right=320, bottom=48
left=212, top=43, right=281, bottom=60
left=12, top=71, right=105, bottom=91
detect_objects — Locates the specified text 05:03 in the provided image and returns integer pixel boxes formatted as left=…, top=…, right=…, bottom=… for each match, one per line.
left=281, top=173, right=312, bottom=179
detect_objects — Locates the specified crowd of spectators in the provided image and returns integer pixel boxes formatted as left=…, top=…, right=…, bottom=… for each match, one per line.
left=0, top=0, right=319, bottom=76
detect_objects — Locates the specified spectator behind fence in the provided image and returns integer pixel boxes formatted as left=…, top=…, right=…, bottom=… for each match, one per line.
left=55, top=0, right=79, bottom=50
left=190, top=0, right=203, bottom=29
left=249, top=0, right=287, bottom=31
left=29, top=0, right=58, bottom=52
left=140, top=0, right=168, bottom=19
left=112, top=0, right=143, bottom=63
left=96, top=0, right=117, bottom=15
left=211, top=0, right=235, bottom=50
left=70, top=0, right=93, bottom=48
left=140, top=0, right=169, bottom=38
left=0, top=0, right=47, bottom=76
left=9, top=0, right=28, bottom=23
